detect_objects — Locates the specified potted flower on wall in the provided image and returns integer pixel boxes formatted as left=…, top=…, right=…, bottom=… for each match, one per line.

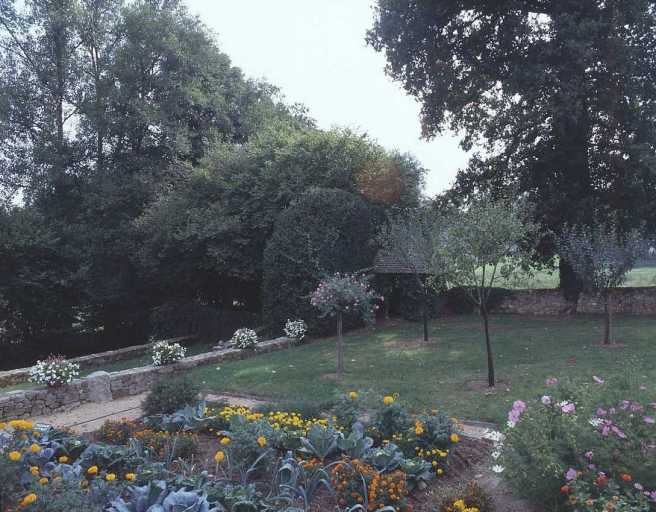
left=29, top=355, right=80, bottom=387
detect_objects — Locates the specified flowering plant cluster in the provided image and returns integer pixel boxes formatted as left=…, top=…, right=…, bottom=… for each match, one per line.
left=310, top=272, right=380, bottom=322
left=230, top=327, right=258, bottom=349
left=28, top=355, right=79, bottom=387
left=499, top=375, right=656, bottom=510
left=151, top=340, right=186, bottom=366
left=283, top=319, right=307, bottom=341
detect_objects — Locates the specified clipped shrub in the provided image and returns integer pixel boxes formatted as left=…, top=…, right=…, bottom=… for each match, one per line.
left=262, top=188, right=376, bottom=335
left=142, top=376, right=200, bottom=416
left=283, top=319, right=307, bottom=341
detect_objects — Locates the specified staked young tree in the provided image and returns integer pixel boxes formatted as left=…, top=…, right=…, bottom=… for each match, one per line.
left=433, top=199, right=538, bottom=387
left=557, top=221, right=647, bottom=345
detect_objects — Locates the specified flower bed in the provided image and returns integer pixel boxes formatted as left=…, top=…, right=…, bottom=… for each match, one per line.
left=0, top=393, right=473, bottom=511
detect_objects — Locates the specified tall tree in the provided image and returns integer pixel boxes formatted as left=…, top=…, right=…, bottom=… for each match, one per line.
left=368, top=1, right=656, bottom=294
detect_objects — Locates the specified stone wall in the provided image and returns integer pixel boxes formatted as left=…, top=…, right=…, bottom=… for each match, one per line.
left=0, top=337, right=294, bottom=421
left=0, top=336, right=194, bottom=387
left=493, top=287, right=656, bottom=315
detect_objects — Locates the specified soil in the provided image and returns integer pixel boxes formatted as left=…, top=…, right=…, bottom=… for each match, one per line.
left=464, top=378, right=511, bottom=393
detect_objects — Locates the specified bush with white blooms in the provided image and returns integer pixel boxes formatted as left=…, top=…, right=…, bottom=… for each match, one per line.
left=29, top=355, right=80, bottom=387
left=231, top=327, right=258, bottom=349
left=284, top=319, right=307, bottom=342
left=151, top=340, right=187, bottom=366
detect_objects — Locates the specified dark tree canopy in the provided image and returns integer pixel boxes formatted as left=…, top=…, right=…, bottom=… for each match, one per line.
left=368, top=0, right=656, bottom=289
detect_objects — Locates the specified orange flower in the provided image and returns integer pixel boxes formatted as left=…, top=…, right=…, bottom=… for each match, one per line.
left=125, top=473, right=136, bottom=481
left=87, top=466, right=98, bottom=476
left=620, top=473, right=632, bottom=482
left=560, top=485, right=571, bottom=494
left=20, top=493, right=37, bottom=507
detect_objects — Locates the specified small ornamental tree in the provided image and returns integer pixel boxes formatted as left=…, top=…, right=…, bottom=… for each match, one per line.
left=557, top=221, right=646, bottom=345
left=378, top=208, right=439, bottom=342
left=433, top=199, right=538, bottom=387
left=310, top=273, right=379, bottom=379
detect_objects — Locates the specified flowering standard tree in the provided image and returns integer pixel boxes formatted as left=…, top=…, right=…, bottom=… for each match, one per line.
left=310, top=273, right=379, bottom=379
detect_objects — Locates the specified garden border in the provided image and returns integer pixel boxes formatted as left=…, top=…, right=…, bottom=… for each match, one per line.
left=0, top=336, right=298, bottom=421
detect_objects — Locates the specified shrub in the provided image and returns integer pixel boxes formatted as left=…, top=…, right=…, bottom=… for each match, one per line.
left=29, top=355, right=80, bottom=387
left=142, top=376, right=200, bottom=416
left=500, top=375, right=656, bottom=510
left=262, top=188, right=376, bottom=335
left=231, top=328, right=258, bottom=349
left=283, top=319, right=307, bottom=341
left=151, top=340, right=186, bottom=366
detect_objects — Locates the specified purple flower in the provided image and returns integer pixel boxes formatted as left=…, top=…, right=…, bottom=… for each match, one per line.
left=644, top=416, right=655, bottom=424
left=593, top=375, right=605, bottom=385
left=561, top=401, right=576, bottom=414
left=596, top=408, right=607, bottom=417
left=541, top=395, right=552, bottom=406
left=584, top=451, right=594, bottom=460
left=635, top=483, right=644, bottom=491
left=565, top=468, right=577, bottom=481
left=513, top=400, right=527, bottom=413
left=546, top=377, right=558, bottom=386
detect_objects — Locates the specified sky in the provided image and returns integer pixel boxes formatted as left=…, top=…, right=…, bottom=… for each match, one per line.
left=184, top=0, right=469, bottom=197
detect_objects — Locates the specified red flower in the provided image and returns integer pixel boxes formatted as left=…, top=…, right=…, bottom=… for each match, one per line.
left=595, top=474, right=609, bottom=487
left=560, top=485, right=571, bottom=494
left=620, top=473, right=632, bottom=482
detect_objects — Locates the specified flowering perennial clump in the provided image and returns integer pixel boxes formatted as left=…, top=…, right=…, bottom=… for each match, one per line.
left=29, top=355, right=79, bottom=387
left=283, top=319, right=307, bottom=341
left=231, top=327, right=258, bottom=349
left=151, top=340, right=186, bottom=366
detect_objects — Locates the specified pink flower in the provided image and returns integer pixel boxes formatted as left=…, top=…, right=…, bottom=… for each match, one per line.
left=565, top=468, right=577, bottom=481
left=541, top=395, right=552, bottom=406
left=561, top=401, right=575, bottom=414
left=593, top=376, right=605, bottom=385
left=635, top=483, right=644, bottom=491
left=584, top=451, right=593, bottom=460
left=512, top=400, right=527, bottom=413
left=644, top=416, right=655, bottom=424
left=546, top=377, right=558, bottom=386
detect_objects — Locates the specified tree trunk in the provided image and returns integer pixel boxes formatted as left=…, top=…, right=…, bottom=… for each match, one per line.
left=603, top=291, right=612, bottom=345
left=481, top=305, right=495, bottom=387
left=422, top=284, right=429, bottom=343
left=336, top=313, right=344, bottom=379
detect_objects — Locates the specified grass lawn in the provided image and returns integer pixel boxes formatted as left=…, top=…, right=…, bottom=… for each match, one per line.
left=188, top=314, right=656, bottom=425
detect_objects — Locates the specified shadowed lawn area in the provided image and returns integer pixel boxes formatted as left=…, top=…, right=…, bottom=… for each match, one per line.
left=188, top=314, right=656, bottom=424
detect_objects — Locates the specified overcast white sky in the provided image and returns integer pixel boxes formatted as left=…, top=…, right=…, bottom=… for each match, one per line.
left=184, top=0, right=469, bottom=196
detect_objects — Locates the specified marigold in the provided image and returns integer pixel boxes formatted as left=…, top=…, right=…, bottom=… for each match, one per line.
left=125, top=473, right=136, bottom=481
left=220, top=437, right=231, bottom=445
left=58, top=456, right=69, bottom=464
left=450, top=433, right=460, bottom=443
left=38, top=477, right=48, bottom=485
left=30, top=443, right=41, bottom=454
left=214, top=450, right=225, bottom=463
left=383, top=395, right=395, bottom=406
left=8, top=451, right=21, bottom=461
left=257, top=436, right=267, bottom=447
left=30, top=466, right=39, bottom=476
left=106, top=473, right=116, bottom=481
left=87, top=465, right=98, bottom=476
left=349, top=391, right=358, bottom=400
left=20, top=493, right=37, bottom=507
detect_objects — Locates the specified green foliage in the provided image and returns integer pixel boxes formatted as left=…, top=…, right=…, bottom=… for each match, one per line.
left=263, top=188, right=377, bottom=334
left=369, top=401, right=412, bottom=444
left=298, top=424, right=342, bottom=462
left=368, top=0, right=656, bottom=291
left=142, top=376, right=200, bottom=416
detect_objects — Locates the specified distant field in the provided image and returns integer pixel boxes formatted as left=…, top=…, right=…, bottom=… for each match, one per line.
left=496, top=264, right=656, bottom=289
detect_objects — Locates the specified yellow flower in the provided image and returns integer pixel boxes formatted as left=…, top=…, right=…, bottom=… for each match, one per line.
left=58, top=456, right=69, bottom=464
left=8, top=451, right=21, bottom=461
left=30, top=443, right=41, bottom=454
left=220, top=437, right=231, bottom=446
left=125, top=473, right=136, bottom=481
left=453, top=500, right=466, bottom=511
left=414, top=420, right=425, bottom=436
left=106, top=473, right=116, bottom=481
left=20, top=493, right=37, bottom=507
left=38, top=477, right=48, bottom=485
left=450, top=433, right=460, bottom=443
left=0, top=422, right=5, bottom=430
left=348, top=391, right=358, bottom=400
left=383, top=395, right=395, bottom=406
left=257, top=436, right=267, bottom=447
left=30, top=466, right=40, bottom=476
left=214, top=450, right=225, bottom=463
left=87, top=465, right=98, bottom=476
left=9, top=419, right=33, bottom=430
left=437, top=468, right=444, bottom=476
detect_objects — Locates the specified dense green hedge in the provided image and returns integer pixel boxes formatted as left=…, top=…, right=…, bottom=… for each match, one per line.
left=262, top=188, right=376, bottom=335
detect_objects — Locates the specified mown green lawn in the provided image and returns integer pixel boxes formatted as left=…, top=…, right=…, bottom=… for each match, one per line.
left=188, top=314, right=656, bottom=424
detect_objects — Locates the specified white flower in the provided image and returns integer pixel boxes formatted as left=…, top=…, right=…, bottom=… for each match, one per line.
left=283, top=319, right=307, bottom=341
left=29, top=357, right=79, bottom=387
left=589, top=418, right=603, bottom=427
left=231, top=328, right=258, bottom=349
left=151, top=340, right=186, bottom=366
left=492, top=465, right=505, bottom=473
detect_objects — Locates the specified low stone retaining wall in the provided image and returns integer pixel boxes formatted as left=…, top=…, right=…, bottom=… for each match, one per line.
left=493, top=287, right=656, bottom=315
left=0, top=336, right=195, bottom=388
left=0, top=337, right=294, bottom=421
